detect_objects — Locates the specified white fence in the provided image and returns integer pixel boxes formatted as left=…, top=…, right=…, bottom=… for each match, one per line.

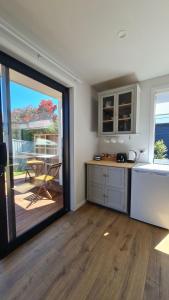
left=12, top=139, right=33, bottom=156
left=12, top=139, right=34, bottom=170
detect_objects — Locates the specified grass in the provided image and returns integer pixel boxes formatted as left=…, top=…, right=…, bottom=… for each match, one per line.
left=13, top=171, right=25, bottom=176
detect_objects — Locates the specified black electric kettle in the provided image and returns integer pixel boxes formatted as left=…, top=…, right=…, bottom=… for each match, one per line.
left=116, top=153, right=127, bottom=163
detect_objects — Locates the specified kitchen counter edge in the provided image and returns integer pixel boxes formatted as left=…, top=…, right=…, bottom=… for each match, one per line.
left=85, top=160, right=135, bottom=169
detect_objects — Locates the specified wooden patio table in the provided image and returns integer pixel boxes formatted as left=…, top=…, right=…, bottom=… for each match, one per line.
left=26, top=159, right=44, bottom=177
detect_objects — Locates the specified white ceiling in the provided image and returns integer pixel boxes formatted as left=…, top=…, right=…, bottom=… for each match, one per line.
left=1, top=0, right=169, bottom=84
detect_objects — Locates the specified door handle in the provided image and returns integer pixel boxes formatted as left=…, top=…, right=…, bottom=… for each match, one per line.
left=0, top=143, right=7, bottom=167
left=0, top=143, right=7, bottom=176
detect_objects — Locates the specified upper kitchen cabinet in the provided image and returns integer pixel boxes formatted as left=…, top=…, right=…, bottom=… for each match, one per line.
left=98, top=84, right=140, bottom=136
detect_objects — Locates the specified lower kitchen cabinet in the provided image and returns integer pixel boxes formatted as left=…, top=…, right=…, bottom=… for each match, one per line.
left=87, top=183, right=105, bottom=206
left=86, top=164, right=129, bottom=213
left=105, top=186, right=127, bottom=212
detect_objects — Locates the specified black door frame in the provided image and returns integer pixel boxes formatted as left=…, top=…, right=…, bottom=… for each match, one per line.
left=0, top=51, right=70, bottom=258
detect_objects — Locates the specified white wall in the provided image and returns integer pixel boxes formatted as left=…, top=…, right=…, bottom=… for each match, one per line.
left=71, top=84, right=98, bottom=209
left=98, top=74, right=169, bottom=163
left=1, top=24, right=98, bottom=211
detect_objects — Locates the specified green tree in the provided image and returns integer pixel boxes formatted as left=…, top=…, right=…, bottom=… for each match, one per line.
left=154, top=139, right=168, bottom=159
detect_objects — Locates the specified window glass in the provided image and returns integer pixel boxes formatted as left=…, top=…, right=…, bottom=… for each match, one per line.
left=154, top=91, right=169, bottom=164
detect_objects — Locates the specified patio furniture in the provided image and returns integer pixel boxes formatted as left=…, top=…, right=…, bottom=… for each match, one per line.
left=25, top=159, right=44, bottom=181
left=33, top=162, right=62, bottom=202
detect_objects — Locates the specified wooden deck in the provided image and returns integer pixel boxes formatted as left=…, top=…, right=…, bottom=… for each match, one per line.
left=14, top=174, right=63, bottom=236
left=1, top=203, right=169, bottom=300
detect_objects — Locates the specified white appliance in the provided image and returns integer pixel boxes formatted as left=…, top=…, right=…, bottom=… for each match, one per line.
left=131, top=163, right=169, bottom=229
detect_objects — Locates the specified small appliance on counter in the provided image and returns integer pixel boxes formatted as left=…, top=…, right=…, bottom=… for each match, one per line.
left=116, top=153, right=127, bottom=163
left=127, top=150, right=137, bottom=163
left=93, top=153, right=116, bottom=161
left=93, top=155, right=102, bottom=161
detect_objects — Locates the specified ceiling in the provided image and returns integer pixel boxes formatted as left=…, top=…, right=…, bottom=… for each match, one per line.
left=1, top=0, right=169, bottom=84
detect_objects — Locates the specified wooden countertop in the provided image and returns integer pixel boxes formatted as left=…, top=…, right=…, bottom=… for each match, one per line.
left=86, top=160, right=135, bottom=169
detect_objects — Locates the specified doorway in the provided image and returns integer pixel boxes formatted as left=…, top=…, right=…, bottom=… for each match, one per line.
left=0, top=52, right=70, bottom=258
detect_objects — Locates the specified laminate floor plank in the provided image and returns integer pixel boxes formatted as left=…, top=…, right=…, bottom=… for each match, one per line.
left=143, top=227, right=169, bottom=300
left=0, top=203, right=169, bottom=300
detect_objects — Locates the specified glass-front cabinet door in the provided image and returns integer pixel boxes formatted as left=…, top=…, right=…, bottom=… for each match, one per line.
left=100, top=94, right=115, bottom=135
left=98, top=84, right=139, bottom=136
left=117, top=90, right=133, bottom=133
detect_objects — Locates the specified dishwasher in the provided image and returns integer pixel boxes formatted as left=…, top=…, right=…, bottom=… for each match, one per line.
left=130, top=163, right=169, bottom=229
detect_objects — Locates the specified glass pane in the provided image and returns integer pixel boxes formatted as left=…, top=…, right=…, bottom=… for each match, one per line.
left=118, top=119, right=131, bottom=132
left=0, top=65, right=16, bottom=243
left=8, top=69, right=64, bottom=236
left=102, top=96, right=114, bottom=132
left=119, top=92, right=132, bottom=105
left=118, top=92, right=132, bottom=132
left=154, top=91, right=169, bottom=164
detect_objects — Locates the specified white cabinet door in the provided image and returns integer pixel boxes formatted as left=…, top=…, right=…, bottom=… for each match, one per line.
left=87, top=165, right=107, bottom=185
left=87, top=183, right=105, bottom=205
left=87, top=165, right=128, bottom=213
left=106, top=167, right=125, bottom=188
left=105, top=187, right=127, bottom=212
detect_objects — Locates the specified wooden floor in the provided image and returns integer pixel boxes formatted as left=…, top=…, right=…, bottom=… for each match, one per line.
left=1, top=203, right=169, bottom=300
left=14, top=175, right=63, bottom=236
left=15, top=193, right=63, bottom=236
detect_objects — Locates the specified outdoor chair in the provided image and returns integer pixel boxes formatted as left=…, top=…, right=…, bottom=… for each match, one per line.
left=33, top=162, right=62, bottom=202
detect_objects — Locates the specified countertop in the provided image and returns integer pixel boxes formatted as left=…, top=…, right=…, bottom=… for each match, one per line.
left=86, top=160, right=135, bottom=169
left=133, top=162, right=169, bottom=173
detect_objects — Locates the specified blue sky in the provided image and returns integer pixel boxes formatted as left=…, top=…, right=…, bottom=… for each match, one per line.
left=10, top=81, right=58, bottom=111
left=156, top=92, right=169, bottom=115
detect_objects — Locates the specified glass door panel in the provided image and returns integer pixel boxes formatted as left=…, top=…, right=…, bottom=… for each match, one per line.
left=0, top=64, right=9, bottom=255
left=102, top=95, right=115, bottom=133
left=8, top=69, right=64, bottom=237
left=0, top=52, right=69, bottom=258
left=1, top=65, right=16, bottom=243
left=118, top=91, right=132, bottom=132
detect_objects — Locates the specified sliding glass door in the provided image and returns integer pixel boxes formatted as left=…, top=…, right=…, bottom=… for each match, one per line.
left=0, top=52, right=70, bottom=257
left=0, top=64, right=9, bottom=255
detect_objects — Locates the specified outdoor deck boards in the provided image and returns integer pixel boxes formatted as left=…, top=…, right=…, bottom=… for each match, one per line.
left=14, top=175, right=63, bottom=235
left=15, top=195, right=63, bottom=236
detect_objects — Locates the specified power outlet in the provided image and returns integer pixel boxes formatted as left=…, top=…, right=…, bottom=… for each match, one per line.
left=139, top=149, right=145, bottom=154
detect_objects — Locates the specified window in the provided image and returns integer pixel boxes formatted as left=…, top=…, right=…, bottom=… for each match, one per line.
left=154, top=91, right=169, bottom=164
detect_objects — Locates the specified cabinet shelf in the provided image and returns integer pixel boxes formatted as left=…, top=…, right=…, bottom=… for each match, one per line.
left=118, top=117, right=131, bottom=121
left=103, top=120, right=114, bottom=123
left=119, top=103, right=131, bottom=108
left=103, top=106, right=114, bottom=110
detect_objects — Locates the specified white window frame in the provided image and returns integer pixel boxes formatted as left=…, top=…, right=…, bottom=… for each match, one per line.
left=149, top=85, right=169, bottom=164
